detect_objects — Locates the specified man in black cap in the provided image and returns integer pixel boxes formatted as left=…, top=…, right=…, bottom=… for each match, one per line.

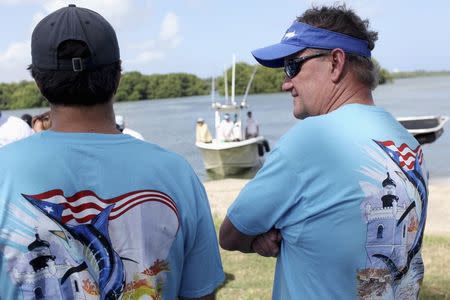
left=220, top=5, right=428, bottom=299
left=0, top=5, right=223, bottom=299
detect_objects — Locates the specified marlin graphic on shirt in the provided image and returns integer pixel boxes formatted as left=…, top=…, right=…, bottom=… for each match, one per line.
left=372, top=141, right=428, bottom=281
left=23, top=194, right=130, bottom=300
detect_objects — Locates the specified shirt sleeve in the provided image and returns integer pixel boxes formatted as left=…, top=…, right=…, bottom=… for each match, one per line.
left=227, top=147, right=302, bottom=236
left=179, top=175, right=225, bottom=298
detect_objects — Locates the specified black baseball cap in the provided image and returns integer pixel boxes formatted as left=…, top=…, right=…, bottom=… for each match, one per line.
left=31, top=4, right=120, bottom=72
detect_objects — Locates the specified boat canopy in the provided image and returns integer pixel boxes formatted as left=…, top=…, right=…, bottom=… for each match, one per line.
left=211, top=102, right=247, bottom=113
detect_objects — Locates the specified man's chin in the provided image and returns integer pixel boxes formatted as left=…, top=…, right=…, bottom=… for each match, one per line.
left=293, top=110, right=309, bottom=120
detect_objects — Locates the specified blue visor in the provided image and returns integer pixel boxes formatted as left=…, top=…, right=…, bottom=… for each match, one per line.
left=252, top=21, right=371, bottom=68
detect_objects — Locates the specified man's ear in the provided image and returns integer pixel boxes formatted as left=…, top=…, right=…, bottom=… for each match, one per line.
left=329, top=48, right=346, bottom=83
left=113, top=71, right=122, bottom=95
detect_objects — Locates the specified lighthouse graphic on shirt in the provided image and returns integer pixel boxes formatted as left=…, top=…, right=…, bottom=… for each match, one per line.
left=357, top=140, right=427, bottom=299
left=0, top=189, right=179, bottom=299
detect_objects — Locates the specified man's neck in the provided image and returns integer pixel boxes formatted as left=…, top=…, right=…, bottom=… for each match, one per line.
left=324, top=74, right=374, bottom=114
left=50, top=102, right=120, bottom=134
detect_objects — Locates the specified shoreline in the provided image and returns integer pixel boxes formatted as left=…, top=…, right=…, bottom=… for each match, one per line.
left=204, top=177, right=450, bottom=236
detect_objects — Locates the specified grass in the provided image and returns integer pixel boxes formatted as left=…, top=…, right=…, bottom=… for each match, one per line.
left=214, top=219, right=450, bottom=299
left=420, top=235, right=450, bottom=299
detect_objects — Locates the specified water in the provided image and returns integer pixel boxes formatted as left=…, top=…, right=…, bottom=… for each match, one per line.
left=4, top=76, right=450, bottom=181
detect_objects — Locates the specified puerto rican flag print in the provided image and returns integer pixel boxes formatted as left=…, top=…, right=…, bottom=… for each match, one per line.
left=379, top=141, right=423, bottom=172
left=22, top=189, right=179, bottom=225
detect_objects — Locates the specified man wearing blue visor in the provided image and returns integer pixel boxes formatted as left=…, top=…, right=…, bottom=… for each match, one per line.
left=220, top=5, right=428, bottom=299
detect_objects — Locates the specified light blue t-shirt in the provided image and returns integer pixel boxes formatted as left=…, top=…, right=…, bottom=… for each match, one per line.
left=228, top=104, right=428, bottom=299
left=0, top=131, right=224, bottom=299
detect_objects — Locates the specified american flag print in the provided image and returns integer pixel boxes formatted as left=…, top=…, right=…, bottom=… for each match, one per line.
left=22, top=189, right=179, bottom=226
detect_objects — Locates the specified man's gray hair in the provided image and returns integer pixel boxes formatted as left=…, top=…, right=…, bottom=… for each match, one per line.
left=297, top=4, right=379, bottom=90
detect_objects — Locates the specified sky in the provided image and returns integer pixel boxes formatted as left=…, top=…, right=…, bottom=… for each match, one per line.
left=0, top=0, right=449, bottom=83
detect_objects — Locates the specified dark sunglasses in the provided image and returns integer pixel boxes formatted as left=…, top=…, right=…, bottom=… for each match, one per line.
left=284, top=53, right=328, bottom=79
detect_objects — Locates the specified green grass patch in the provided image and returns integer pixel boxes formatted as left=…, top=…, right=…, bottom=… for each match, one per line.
left=215, top=218, right=450, bottom=299
left=420, top=235, right=450, bottom=299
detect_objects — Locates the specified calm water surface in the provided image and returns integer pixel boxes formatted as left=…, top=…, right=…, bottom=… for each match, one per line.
left=6, top=76, right=450, bottom=181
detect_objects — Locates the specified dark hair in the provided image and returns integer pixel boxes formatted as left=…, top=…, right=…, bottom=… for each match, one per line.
left=29, top=40, right=121, bottom=106
left=297, top=5, right=379, bottom=89
left=21, top=113, right=32, bottom=127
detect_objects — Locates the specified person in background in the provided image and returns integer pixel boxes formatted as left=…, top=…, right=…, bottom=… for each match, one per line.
left=217, top=113, right=234, bottom=142
left=20, top=113, right=33, bottom=128
left=245, top=111, right=259, bottom=139
left=31, top=110, right=51, bottom=132
left=0, top=111, right=33, bottom=147
left=220, top=4, right=428, bottom=299
left=115, top=114, right=145, bottom=140
left=0, top=4, right=224, bottom=299
left=195, top=117, right=212, bottom=143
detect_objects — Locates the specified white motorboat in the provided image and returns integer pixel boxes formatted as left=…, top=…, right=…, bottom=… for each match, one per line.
left=196, top=55, right=269, bottom=177
left=398, top=115, right=448, bottom=145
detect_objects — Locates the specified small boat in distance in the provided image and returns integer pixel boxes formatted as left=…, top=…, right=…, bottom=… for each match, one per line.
left=196, top=55, right=269, bottom=177
left=398, top=115, right=449, bottom=145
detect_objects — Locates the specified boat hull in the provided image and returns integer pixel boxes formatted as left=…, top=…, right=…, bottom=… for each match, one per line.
left=398, top=116, right=449, bottom=145
left=196, top=137, right=265, bottom=177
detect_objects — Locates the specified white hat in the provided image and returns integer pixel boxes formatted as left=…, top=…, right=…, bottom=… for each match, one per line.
left=115, top=115, right=125, bottom=130
left=197, top=117, right=204, bottom=123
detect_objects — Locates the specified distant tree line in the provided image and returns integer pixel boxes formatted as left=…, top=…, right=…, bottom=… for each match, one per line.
left=0, top=61, right=406, bottom=110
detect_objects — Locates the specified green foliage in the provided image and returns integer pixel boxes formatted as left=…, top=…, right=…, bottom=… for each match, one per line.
left=0, top=81, right=46, bottom=110
left=215, top=62, right=284, bottom=96
left=115, top=72, right=209, bottom=102
left=373, top=58, right=394, bottom=85
left=390, top=70, right=450, bottom=79
left=0, top=59, right=403, bottom=109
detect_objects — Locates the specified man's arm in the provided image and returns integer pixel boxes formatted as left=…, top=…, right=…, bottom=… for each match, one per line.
left=219, top=217, right=281, bottom=257
left=219, top=217, right=255, bottom=252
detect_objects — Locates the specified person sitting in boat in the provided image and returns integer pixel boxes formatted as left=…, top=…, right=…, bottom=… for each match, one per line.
left=195, top=117, right=212, bottom=143
left=217, top=113, right=235, bottom=142
left=245, top=111, right=259, bottom=139
left=232, top=113, right=243, bottom=141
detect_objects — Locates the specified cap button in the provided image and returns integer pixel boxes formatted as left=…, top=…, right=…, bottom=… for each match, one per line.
left=68, top=4, right=76, bottom=7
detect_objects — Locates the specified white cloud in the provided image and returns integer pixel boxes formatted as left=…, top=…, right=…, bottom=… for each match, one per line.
left=0, top=41, right=31, bottom=82
left=0, top=0, right=34, bottom=4
left=34, top=0, right=147, bottom=30
left=0, top=2, right=183, bottom=81
left=124, top=12, right=182, bottom=69
left=127, top=50, right=165, bottom=66
left=159, top=12, right=182, bottom=48
left=160, top=12, right=179, bottom=41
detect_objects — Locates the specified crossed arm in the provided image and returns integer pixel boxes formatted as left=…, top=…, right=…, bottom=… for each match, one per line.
left=219, top=217, right=282, bottom=257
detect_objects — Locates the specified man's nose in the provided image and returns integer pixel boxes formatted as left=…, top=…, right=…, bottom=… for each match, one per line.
left=281, top=76, right=293, bottom=91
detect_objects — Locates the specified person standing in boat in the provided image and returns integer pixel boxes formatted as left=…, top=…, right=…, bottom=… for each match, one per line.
left=232, top=113, right=243, bottom=141
left=195, top=117, right=212, bottom=143
left=217, top=113, right=235, bottom=142
left=245, top=111, right=259, bottom=139
left=0, top=4, right=224, bottom=299
left=220, top=4, right=428, bottom=299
